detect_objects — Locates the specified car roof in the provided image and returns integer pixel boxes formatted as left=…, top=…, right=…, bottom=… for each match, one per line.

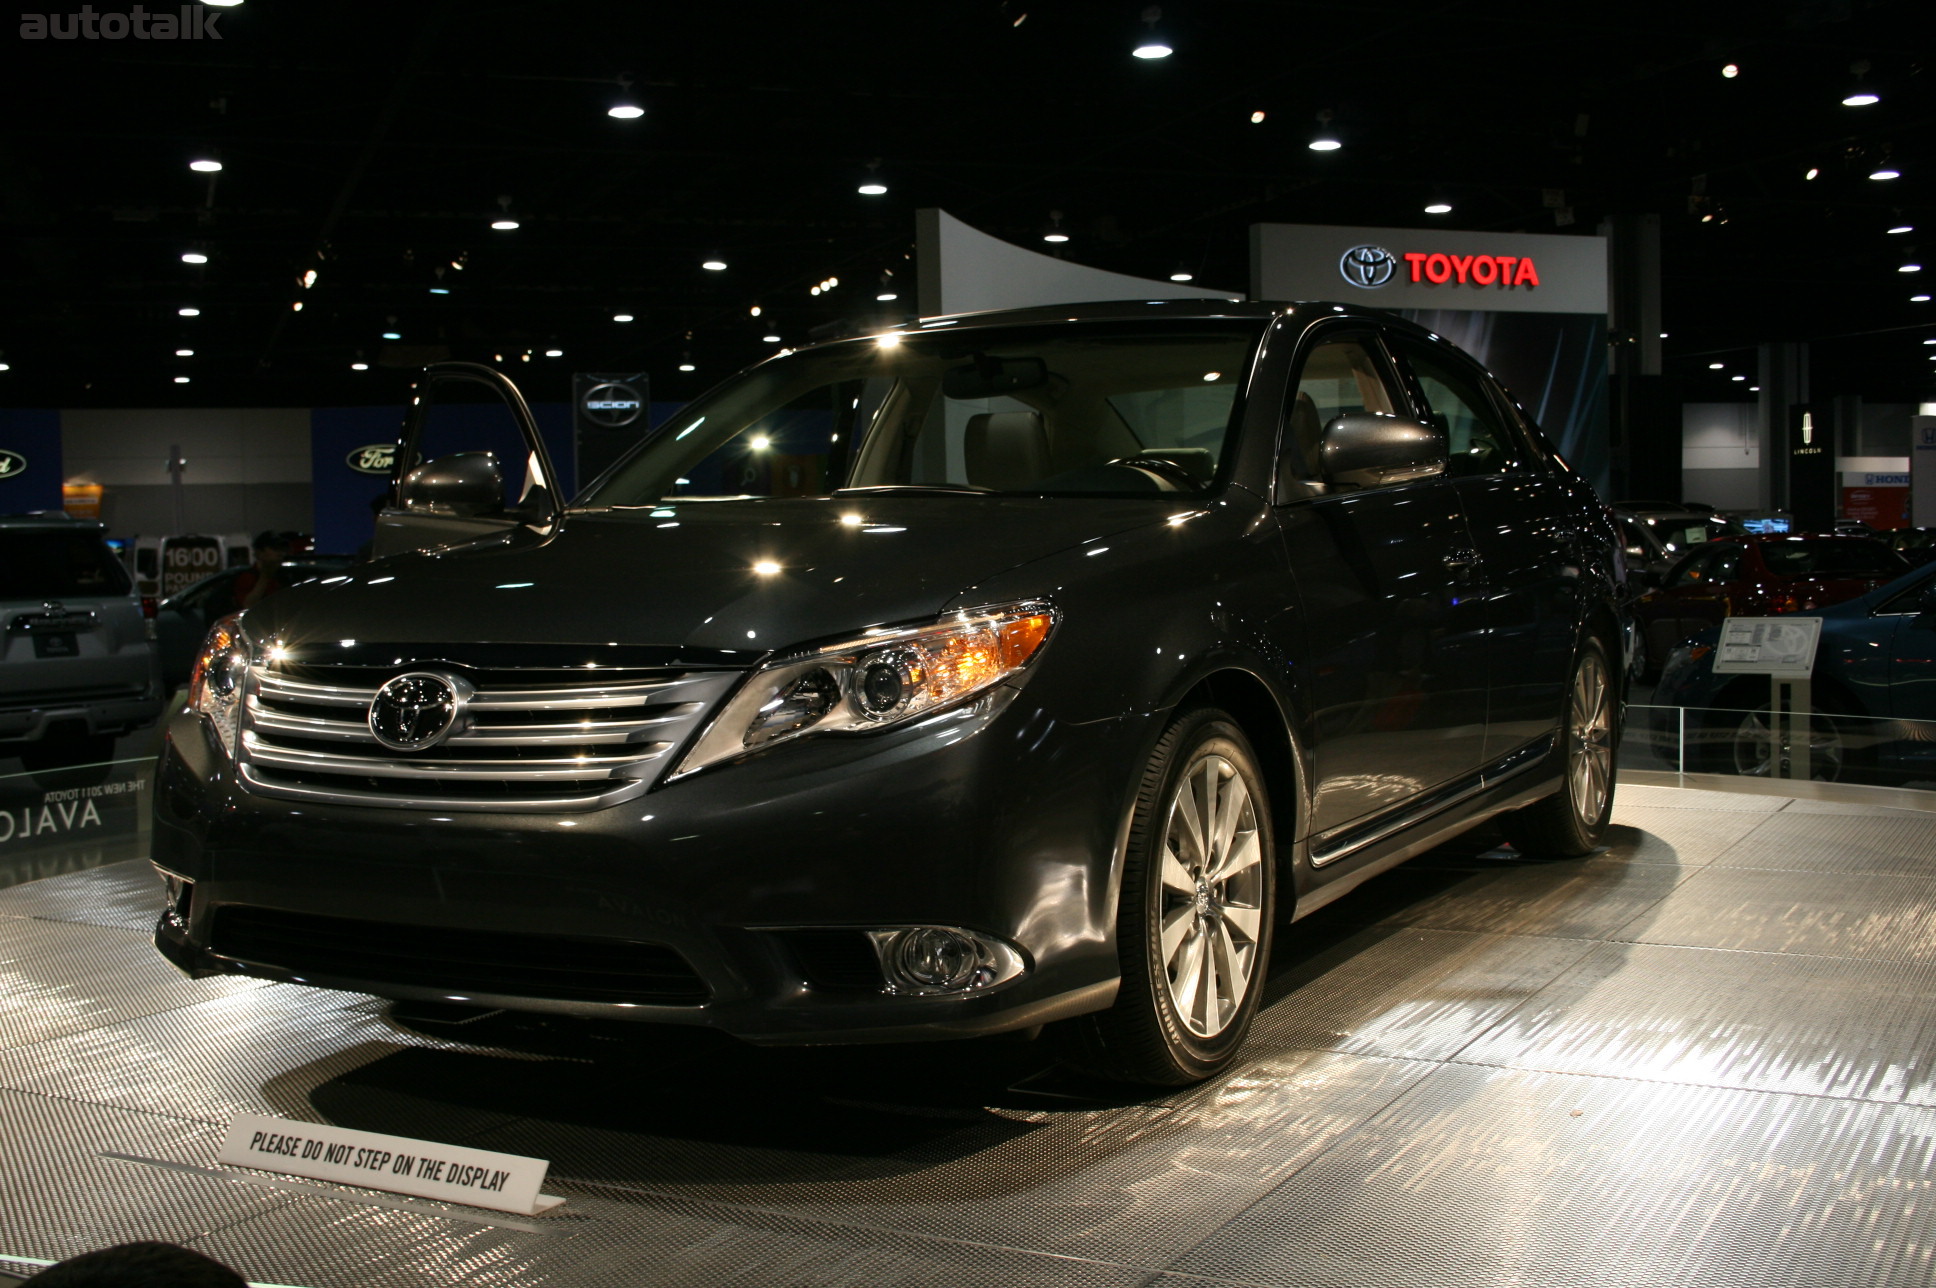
left=0, top=512, right=107, bottom=531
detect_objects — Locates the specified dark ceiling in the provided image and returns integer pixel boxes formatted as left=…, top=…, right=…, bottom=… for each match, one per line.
left=2, top=0, right=1930, bottom=412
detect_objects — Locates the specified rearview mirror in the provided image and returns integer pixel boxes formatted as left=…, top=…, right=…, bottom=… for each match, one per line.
left=1321, top=413, right=1445, bottom=490
left=943, top=355, right=1049, bottom=400
left=399, top=451, right=504, bottom=517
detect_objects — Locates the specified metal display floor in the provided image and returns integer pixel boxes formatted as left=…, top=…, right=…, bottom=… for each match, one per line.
left=6, top=779, right=1936, bottom=1287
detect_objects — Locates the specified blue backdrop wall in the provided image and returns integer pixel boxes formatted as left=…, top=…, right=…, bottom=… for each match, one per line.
left=0, top=410, right=64, bottom=514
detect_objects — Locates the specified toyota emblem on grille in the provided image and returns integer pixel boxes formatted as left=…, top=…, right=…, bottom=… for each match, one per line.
left=368, top=671, right=469, bottom=751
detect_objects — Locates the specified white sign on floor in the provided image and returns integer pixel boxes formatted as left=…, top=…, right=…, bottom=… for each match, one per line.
left=217, top=1113, right=562, bottom=1216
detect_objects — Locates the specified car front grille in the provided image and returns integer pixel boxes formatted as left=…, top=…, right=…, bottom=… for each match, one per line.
left=211, top=906, right=710, bottom=1005
left=236, top=660, right=741, bottom=811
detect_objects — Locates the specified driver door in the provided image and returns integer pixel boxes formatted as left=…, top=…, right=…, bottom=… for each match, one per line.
left=371, top=362, right=562, bottom=558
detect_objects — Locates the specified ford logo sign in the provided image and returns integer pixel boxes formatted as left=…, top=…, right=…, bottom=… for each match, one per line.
left=0, top=449, right=25, bottom=479
left=581, top=381, right=644, bottom=428
left=347, top=444, right=397, bottom=475
left=1338, top=244, right=1397, bottom=289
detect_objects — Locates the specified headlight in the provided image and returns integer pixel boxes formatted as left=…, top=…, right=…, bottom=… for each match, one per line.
left=673, top=601, right=1055, bottom=777
left=188, top=614, right=251, bottom=758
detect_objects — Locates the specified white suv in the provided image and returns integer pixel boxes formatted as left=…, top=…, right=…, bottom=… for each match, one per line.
left=1, top=513, right=164, bottom=769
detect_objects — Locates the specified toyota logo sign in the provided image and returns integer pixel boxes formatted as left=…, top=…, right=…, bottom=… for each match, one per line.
left=1338, top=245, right=1397, bottom=289
left=368, top=671, right=472, bottom=751
left=581, top=381, right=644, bottom=428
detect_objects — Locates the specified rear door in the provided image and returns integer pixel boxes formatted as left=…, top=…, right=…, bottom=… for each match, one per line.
left=371, top=363, right=561, bottom=558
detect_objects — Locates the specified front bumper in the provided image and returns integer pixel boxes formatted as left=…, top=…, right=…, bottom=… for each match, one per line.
left=151, top=689, right=1145, bottom=1043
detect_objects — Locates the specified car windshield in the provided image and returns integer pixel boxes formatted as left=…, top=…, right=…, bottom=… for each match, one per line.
left=1642, top=513, right=1745, bottom=557
left=578, top=322, right=1263, bottom=505
left=1760, top=539, right=1907, bottom=577
left=0, top=528, right=132, bottom=599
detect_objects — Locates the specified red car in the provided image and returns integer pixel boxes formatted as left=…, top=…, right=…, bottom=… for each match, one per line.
left=1633, top=534, right=1908, bottom=679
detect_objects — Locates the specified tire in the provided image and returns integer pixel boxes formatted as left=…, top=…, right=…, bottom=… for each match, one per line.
left=1501, top=639, right=1617, bottom=858
left=1054, top=707, right=1276, bottom=1086
left=1717, top=703, right=1852, bottom=782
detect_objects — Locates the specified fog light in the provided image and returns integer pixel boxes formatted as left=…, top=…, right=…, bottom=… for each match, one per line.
left=866, top=926, right=1027, bottom=995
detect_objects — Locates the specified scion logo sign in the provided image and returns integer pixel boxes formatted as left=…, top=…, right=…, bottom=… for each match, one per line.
left=0, top=449, right=24, bottom=479
left=1339, top=245, right=1397, bottom=288
left=348, top=444, right=397, bottom=475
left=580, top=381, right=644, bottom=428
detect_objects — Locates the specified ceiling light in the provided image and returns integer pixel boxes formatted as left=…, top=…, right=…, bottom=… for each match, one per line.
left=300, top=269, right=317, bottom=288
left=613, top=313, right=634, bottom=323
left=1708, top=362, right=1724, bottom=370
left=679, top=362, right=696, bottom=372
left=351, top=362, right=369, bottom=371
left=189, top=158, right=222, bottom=173
left=175, top=348, right=193, bottom=357
left=1843, top=91, right=1880, bottom=106
left=1805, top=168, right=1820, bottom=180
left=1870, top=169, right=1901, bottom=181
left=1424, top=200, right=1453, bottom=214
left=763, top=333, right=781, bottom=343
left=858, top=160, right=888, bottom=196
left=491, top=218, right=520, bottom=230
left=173, top=376, right=190, bottom=384
left=1308, top=108, right=1341, bottom=152
left=202, top=0, right=243, bottom=6
left=0, top=363, right=12, bottom=372
left=1731, top=374, right=1746, bottom=381
left=608, top=103, right=644, bottom=119
left=1722, top=63, right=1740, bottom=78
left=1889, top=225, right=1914, bottom=234
left=290, top=301, right=302, bottom=311
left=181, top=251, right=208, bottom=264
left=381, top=330, right=402, bottom=339
left=702, top=259, right=727, bottom=271
left=1041, top=211, right=1071, bottom=243
left=1902, top=262, right=1923, bottom=273
left=1249, top=110, right=1266, bottom=124
left=749, top=304, right=762, bottom=317
left=1659, top=332, right=1669, bottom=339
left=1915, top=295, right=1932, bottom=303
left=1131, top=4, right=1171, bottom=58
left=428, top=287, right=450, bottom=295
left=877, top=291, right=898, bottom=300
left=1169, top=267, right=1195, bottom=282
left=544, top=348, right=563, bottom=357
left=178, top=306, right=200, bottom=317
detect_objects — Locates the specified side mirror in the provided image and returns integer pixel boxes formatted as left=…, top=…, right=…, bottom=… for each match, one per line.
left=1321, top=413, right=1446, bottom=490
left=399, top=451, right=504, bottom=518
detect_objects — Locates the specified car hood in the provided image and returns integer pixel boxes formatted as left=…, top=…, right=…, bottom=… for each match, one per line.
left=244, top=496, right=1193, bottom=659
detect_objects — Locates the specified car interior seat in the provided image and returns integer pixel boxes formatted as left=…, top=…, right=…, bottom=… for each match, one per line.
left=964, top=411, right=1050, bottom=490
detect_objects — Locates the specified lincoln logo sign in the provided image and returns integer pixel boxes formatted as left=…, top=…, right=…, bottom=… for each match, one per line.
left=0, top=449, right=24, bottom=479
left=347, top=444, right=397, bottom=475
left=1338, top=247, right=1542, bottom=290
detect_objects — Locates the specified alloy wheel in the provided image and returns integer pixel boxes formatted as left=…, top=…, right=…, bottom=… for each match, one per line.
left=1568, top=650, right=1615, bottom=830
left=1157, top=753, right=1266, bottom=1038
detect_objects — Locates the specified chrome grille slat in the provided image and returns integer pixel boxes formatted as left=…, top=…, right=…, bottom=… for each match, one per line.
left=237, top=658, right=740, bottom=812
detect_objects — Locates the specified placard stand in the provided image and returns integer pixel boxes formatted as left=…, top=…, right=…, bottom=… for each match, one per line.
left=1770, top=676, right=1812, bottom=780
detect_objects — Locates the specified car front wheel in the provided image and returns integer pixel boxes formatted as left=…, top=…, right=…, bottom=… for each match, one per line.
left=1055, top=707, right=1276, bottom=1086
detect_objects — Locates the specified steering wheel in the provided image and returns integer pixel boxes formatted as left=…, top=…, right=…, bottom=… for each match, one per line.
left=1106, top=456, right=1201, bottom=491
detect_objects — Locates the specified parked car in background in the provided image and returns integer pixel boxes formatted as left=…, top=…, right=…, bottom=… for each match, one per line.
left=1654, top=558, right=1936, bottom=781
left=151, top=301, right=1627, bottom=1086
left=1610, top=505, right=1747, bottom=588
left=1631, top=534, right=1907, bottom=679
left=154, top=555, right=355, bottom=688
left=2, top=513, right=164, bottom=769
left=1887, top=527, right=1936, bottom=567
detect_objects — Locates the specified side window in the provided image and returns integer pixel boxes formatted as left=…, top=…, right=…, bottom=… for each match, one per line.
left=1664, top=549, right=1717, bottom=590
left=1708, top=546, right=1743, bottom=582
left=1393, top=340, right=1522, bottom=477
left=1283, top=337, right=1400, bottom=483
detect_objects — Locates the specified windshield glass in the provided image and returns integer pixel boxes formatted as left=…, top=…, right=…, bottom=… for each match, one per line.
left=0, top=528, right=132, bottom=599
left=1761, top=539, right=1907, bottom=577
left=579, top=322, right=1263, bottom=505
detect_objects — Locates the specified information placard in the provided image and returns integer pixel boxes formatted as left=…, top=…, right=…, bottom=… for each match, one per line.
left=217, top=1113, right=562, bottom=1216
left=1712, top=617, right=1822, bottom=677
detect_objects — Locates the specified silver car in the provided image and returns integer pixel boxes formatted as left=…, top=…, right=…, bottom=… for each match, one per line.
left=1, top=514, right=164, bottom=769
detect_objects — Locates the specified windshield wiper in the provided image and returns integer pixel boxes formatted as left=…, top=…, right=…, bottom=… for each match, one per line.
left=832, top=483, right=996, bottom=496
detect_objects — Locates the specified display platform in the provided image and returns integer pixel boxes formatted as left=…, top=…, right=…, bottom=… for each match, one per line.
left=5, top=778, right=1936, bottom=1287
